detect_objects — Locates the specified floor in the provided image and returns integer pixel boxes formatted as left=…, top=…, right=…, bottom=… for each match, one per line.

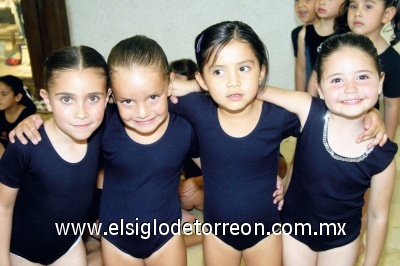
left=187, top=129, right=400, bottom=266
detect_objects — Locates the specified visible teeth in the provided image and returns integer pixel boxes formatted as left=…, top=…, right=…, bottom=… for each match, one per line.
left=343, top=99, right=359, bottom=103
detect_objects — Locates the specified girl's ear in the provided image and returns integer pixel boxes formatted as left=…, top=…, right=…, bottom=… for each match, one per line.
left=39, top=89, right=52, bottom=112
left=195, top=72, right=208, bottom=91
left=382, top=6, right=396, bottom=24
left=259, top=64, right=267, bottom=84
left=315, top=80, right=324, bottom=99
left=15, top=93, right=23, bottom=103
left=378, top=72, right=385, bottom=95
left=167, top=72, right=175, bottom=97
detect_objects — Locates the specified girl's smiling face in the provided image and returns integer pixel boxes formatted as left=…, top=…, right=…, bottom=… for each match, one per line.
left=317, top=47, right=383, bottom=118
left=112, top=66, right=171, bottom=139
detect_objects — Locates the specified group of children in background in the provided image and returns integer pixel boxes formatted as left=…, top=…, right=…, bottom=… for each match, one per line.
left=0, top=0, right=399, bottom=265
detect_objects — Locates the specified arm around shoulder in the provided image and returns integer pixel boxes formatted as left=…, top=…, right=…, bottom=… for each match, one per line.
left=258, top=86, right=312, bottom=126
left=8, top=114, right=44, bottom=145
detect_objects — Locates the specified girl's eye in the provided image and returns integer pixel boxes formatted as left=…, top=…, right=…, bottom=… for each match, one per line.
left=239, top=66, right=250, bottom=72
left=149, top=95, right=159, bottom=101
left=88, top=95, right=100, bottom=102
left=358, top=74, right=369, bottom=80
left=121, top=99, right=133, bottom=105
left=331, top=78, right=342, bottom=84
left=61, top=96, right=73, bottom=103
left=349, top=4, right=356, bottom=9
left=213, top=69, right=224, bottom=76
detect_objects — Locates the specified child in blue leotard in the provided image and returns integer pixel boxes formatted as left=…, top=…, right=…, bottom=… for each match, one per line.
left=336, top=1, right=400, bottom=254
left=98, top=35, right=202, bottom=265
left=259, top=33, right=397, bottom=266
left=0, top=46, right=109, bottom=265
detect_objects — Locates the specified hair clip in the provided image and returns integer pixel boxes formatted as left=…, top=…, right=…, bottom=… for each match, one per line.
left=196, top=34, right=204, bottom=53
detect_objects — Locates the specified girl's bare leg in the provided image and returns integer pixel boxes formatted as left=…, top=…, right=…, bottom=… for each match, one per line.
left=242, top=234, right=282, bottom=266
left=145, top=235, right=186, bottom=266
left=282, top=234, right=317, bottom=266
left=51, top=237, right=87, bottom=266
left=317, top=238, right=359, bottom=266
left=10, top=254, right=42, bottom=266
left=101, top=237, right=144, bottom=266
left=203, top=233, right=242, bottom=266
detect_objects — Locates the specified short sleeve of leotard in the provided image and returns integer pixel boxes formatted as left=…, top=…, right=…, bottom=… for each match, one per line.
left=380, top=47, right=400, bottom=98
left=0, top=140, right=29, bottom=188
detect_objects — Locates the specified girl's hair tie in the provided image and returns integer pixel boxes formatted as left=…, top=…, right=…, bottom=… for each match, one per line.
left=196, top=34, right=204, bottom=53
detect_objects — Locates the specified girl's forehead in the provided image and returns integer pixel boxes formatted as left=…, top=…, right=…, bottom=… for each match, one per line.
left=0, top=82, right=12, bottom=91
left=208, top=40, right=257, bottom=65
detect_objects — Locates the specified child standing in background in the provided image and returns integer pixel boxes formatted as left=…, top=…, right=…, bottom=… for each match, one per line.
left=0, top=75, right=36, bottom=159
left=292, top=0, right=319, bottom=57
left=297, top=0, right=346, bottom=93
left=169, top=58, right=204, bottom=206
left=259, top=33, right=397, bottom=266
left=0, top=46, right=109, bottom=265
left=170, top=58, right=204, bottom=248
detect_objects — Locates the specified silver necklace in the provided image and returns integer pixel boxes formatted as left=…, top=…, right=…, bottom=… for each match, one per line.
left=322, top=111, right=374, bottom=162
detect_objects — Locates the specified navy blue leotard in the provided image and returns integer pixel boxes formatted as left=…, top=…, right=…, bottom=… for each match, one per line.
left=374, top=46, right=400, bottom=109
left=0, top=126, right=102, bottom=264
left=169, top=93, right=300, bottom=250
left=0, top=107, right=36, bottom=149
left=99, top=105, right=199, bottom=258
left=281, top=98, right=397, bottom=251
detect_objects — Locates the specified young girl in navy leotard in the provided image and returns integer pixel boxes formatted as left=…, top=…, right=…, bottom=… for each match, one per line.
left=99, top=35, right=203, bottom=266
left=0, top=46, right=109, bottom=265
left=259, top=33, right=397, bottom=266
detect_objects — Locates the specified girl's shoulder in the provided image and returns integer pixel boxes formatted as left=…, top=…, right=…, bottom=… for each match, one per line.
left=380, top=46, right=400, bottom=67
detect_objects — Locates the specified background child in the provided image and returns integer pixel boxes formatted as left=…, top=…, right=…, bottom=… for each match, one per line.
left=0, top=46, right=109, bottom=265
left=170, top=58, right=204, bottom=213
left=170, top=58, right=205, bottom=248
left=292, top=0, right=320, bottom=57
left=297, top=0, right=346, bottom=93
left=0, top=75, right=36, bottom=159
left=259, top=33, right=397, bottom=266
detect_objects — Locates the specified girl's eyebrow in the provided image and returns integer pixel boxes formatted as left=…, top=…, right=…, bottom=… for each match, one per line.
left=54, top=91, right=106, bottom=96
left=210, top=59, right=256, bottom=68
left=326, top=70, right=374, bottom=79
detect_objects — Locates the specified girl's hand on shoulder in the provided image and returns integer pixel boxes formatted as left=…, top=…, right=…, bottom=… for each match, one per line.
left=8, top=114, right=44, bottom=145
left=358, top=108, right=387, bottom=148
left=170, top=79, right=201, bottom=104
